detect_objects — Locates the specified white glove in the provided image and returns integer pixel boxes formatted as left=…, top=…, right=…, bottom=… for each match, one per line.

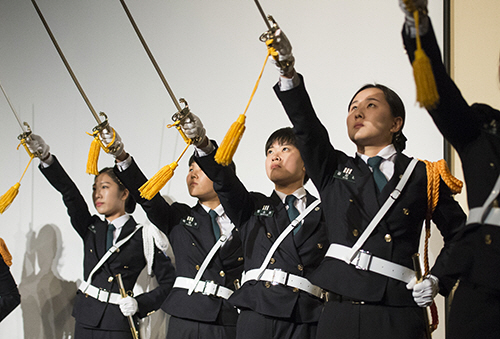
left=118, top=296, right=138, bottom=317
left=180, top=113, right=206, bottom=147
left=399, top=0, right=429, bottom=37
left=99, top=126, right=124, bottom=158
left=26, top=134, right=51, bottom=160
left=406, top=274, right=439, bottom=307
left=269, top=29, right=295, bottom=76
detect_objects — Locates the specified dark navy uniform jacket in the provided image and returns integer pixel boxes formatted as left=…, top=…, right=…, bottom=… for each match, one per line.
left=274, top=74, right=466, bottom=304
left=404, top=20, right=500, bottom=292
left=114, top=157, right=244, bottom=325
left=196, top=147, right=327, bottom=323
left=0, top=252, right=20, bottom=322
left=40, top=156, right=175, bottom=330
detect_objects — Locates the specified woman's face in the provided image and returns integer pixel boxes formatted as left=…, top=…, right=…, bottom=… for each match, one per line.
left=346, top=87, right=402, bottom=149
left=92, top=173, right=128, bottom=220
left=186, top=161, right=218, bottom=202
left=265, top=140, right=306, bottom=188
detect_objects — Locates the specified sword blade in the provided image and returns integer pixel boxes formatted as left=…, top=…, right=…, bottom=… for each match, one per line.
left=119, top=0, right=182, bottom=112
left=254, top=0, right=271, bottom=30
left=31, top=0, right=101, bottom=124
left=0, top=80, right=25, bottom=132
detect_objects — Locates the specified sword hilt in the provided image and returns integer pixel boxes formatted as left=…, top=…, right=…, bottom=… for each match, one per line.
left=17, top=123, right=41, bottom=158
left=89, top=112, right=121, bottom=154
left=167, top=98, right=200, bottom=145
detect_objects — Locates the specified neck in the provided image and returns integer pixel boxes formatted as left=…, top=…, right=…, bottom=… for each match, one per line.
left=275, top=180, right=303, bottom=196
left=106, top=211, right=126, bottom=223
left=199, top=196, right=221, bottom=210
left=357, top=144, right=390, bottom=157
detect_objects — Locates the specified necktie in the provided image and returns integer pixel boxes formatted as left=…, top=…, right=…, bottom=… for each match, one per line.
left=285, top=195, right=301, bottom=234
left=106, top=223, right=115, bottom=251
left=368, top=156, right=388, bottom=193
left=209, top=210, right=221, bottom=240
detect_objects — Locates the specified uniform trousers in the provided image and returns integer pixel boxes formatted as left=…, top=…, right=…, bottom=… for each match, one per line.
left=316, top=297, right=426, bottom=339
left=236, top=309, right=317, bottom=339
left=75, top=322, right=134, bottom=339
left=447, top=280, right=500, bottom=339
left=167, top=316, right=237, bottom=339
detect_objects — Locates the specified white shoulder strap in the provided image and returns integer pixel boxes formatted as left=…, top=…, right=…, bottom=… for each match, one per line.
left=255, top=199, right=321, bottom=280
left=467, top=174, right=500, bottom=225
left=187, top=222, right=236, bottom=295
left=85, top=224, right=143, bottom=284
left=346, top=158, right=419, bottom=264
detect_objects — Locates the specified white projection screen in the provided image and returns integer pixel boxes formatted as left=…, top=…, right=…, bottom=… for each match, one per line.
left=0, top=1, right=446, bottom=337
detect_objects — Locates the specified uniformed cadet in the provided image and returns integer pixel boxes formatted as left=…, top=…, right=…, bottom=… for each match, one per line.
left=400, top=1, right=500, bottom=337
left=104, top=126, right=244, bottom=339
left=270, top=28, right=466, bottom=339
left=0, top=239, right=21, bottom=322
left=27, top=134, right=175, bottom=339
left=179, top=119, right=327, bottom=339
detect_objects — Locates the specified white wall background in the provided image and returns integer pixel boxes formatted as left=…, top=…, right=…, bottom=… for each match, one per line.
left=0, top=0, right=446, bottom=337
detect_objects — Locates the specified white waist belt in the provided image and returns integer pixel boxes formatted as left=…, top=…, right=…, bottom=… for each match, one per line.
left=326, top=244, right=415, bottom=284
left=79, top=281, right=122, bottom=305
left=241, top=268, right=324, bottom=299
left=467, top=207, right=500, bottom=227
left=173, top=277, right=233, bottom=300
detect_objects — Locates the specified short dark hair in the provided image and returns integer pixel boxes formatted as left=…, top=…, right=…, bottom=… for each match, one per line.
left=96, top=168, right=136, bottom=213
left=265, top=127, right=309, bottom=184
left=348, top=84, right=407, bottom=152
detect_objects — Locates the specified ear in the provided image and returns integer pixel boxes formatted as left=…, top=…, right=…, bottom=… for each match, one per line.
left=121, top=188, right=130, bottom=202
left=390, top=116, right=403, bottom=134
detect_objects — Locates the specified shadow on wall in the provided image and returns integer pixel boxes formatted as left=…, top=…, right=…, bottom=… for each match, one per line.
left=19, top=224, right=77, bottom=339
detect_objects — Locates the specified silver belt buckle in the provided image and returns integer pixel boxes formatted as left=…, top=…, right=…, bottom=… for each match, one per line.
left=354, top=250, right=372, bottom=271
left=202, top=281, right=217, bottom=296
left=271, top=268, right=283, bottom=286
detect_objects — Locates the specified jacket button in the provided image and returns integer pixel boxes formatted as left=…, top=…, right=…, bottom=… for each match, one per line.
left=403, top=208, right=410, bottom=216
left=267, top=232, right=272, bottom=239
left=270, top=258, right=276, bottom=265
left=192, top=242, right=196, bottom=246
left=352, top=229, right=359, bottom=237
left=297, top=264, right=304, bottom=271
left=220, top=271, right=225, bottom=277
left=123, top=266, right=128, bottom=269
left=317, top=243, right=323, bottom=249
left=108, top=276, right=114, bottom=283
left=314, top=206, right=320, bottom=212
left=490, top=163, right=495, bottom=168
left=384, top=234, right=392, bottom=243
left=195, top=265, right=200, bottom=270
left=116, top=248, right=120, bottom=253
left=265, top=281, right=271, bottom=288
left=238, top=257, right=244, bottom=262
left=90, top=249, right=93, bottom=253
left=293, top=288, right=299, bottom=293
left=485, top=234, right=492, bottom=245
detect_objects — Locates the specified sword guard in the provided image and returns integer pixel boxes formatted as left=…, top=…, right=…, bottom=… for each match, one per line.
left=171, top=98, right=190, bottom=122
left=17, top=123, right=41, bottom=158
left=92, top=112, right=109, bottom=133
left=259, top=15, right=279, bottom=42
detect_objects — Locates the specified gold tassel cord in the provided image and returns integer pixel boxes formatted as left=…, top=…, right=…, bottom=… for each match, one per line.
left=139, top=142, right=191, bottom=200
left=0, top=140, right=35, bottom=214
left=86, top=128, right=117, bottom=175
left=421, top=159, right=463, bottom=333
left=215, top=49, right=271, bottom=166
left=403, top=0, right=439, bottom=109
left=0, top=238, right=13, bottom=266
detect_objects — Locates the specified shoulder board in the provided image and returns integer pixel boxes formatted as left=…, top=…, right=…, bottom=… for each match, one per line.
left=333, top=167, right=355, bottom=183
left=181, top=216, right=198, bottom=228
left=254, top=205, right=274, bottom=217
